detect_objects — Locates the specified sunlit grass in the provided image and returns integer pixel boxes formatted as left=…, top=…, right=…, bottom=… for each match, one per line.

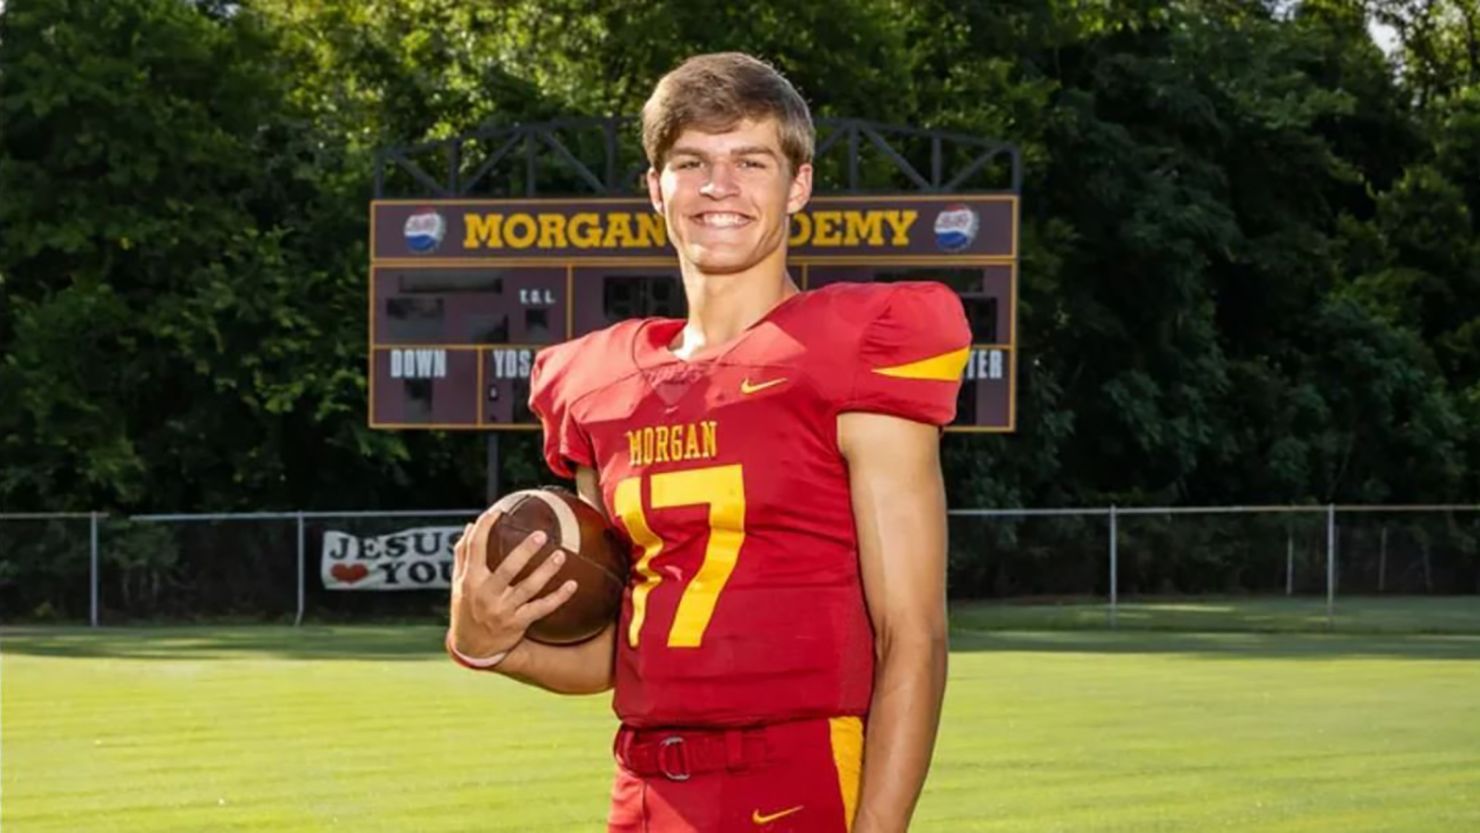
left=4, top=624, right=1479, bottom=831
left=950, top=595, right=1480, bottom=634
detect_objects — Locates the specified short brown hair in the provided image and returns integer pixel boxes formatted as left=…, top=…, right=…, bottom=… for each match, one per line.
left=641, top=53, right=814, bottom=173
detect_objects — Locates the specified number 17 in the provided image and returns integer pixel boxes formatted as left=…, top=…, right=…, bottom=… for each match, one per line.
left=613, top=464, right=747, bottom=649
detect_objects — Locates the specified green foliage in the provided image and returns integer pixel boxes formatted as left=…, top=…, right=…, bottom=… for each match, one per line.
left=0, top=0, right=1475, bottom=523
left=104, top=521, right=180, bottom=615
left=0, top=0, right=487, bottom=511
left=1369, top=0, right=1480, bottom=106
left=0, top=517, right=93, bottom=621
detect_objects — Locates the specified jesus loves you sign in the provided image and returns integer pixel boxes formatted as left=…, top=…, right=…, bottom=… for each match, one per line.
left=321, top=526, right=463, bottom=590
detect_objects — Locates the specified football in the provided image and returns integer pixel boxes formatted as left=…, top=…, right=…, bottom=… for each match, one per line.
left=485, top=487, right=628, bottom=645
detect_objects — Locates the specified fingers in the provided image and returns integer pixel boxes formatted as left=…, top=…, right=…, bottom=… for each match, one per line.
left=451, top=504, right=576, bottom=648
left=516, top=579, right=579, bottom=626
left=462, top=509, right=503, bottom=580
left=451, top=522, right=473, bottom=585
left=505, top=547, right=568, bottom=607
left=490, top=528, right=548, bottom=588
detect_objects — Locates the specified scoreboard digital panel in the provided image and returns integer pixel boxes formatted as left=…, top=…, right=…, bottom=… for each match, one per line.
left=369, top=195, right=1018, bottom=431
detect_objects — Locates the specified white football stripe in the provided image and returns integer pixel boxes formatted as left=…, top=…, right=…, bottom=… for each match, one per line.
left=489, top=492, right=526, bottom=515
left=522, top=490, right=581, bottom=551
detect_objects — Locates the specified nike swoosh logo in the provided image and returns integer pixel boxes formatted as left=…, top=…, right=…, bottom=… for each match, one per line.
left=752, top=805, right=804, bottom=825
left=740, top=377, right=787, bottom=395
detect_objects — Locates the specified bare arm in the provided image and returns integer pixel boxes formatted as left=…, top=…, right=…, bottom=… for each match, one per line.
left=494, top=623, right=615, bottom=695
left=447, top=466, right=616, bottom=695
left=838, top=412, right=950, bottom=833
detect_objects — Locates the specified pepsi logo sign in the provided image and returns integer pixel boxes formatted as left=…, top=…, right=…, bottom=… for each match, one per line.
left=403, top=209, right=446, bottom=253
left=933, top=204, right=979, bottom=252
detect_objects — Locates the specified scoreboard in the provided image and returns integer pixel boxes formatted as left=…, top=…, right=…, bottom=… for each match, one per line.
left=369, top=195, right=1017, bottom=431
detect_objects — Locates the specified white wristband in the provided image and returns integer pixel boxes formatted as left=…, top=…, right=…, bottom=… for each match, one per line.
left=446, top=632, right=511, bottom=670
left=451, top=645, right=509, bottom=669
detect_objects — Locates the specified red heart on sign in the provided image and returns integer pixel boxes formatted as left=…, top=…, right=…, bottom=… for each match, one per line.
left=331, top=563, right=370, bottom=584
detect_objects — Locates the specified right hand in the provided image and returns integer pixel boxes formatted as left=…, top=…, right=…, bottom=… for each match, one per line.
left=447, top=507, right=580, bottom=660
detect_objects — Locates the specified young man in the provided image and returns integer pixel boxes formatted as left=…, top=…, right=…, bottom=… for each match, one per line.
left=447, top=53, right=969, bottom=832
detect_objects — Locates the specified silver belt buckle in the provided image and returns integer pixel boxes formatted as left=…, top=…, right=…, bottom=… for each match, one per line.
left=657, top=735, right=690, bottom=781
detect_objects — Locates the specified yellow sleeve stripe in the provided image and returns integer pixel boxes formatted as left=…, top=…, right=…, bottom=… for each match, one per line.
left=871, top=346, right=970, bottom=381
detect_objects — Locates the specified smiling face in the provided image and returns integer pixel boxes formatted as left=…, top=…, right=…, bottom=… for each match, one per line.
left=647, top=117, right=813, bottom=276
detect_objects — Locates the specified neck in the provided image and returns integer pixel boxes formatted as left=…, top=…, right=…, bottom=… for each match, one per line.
left=672, top=246, right=797, bottom=360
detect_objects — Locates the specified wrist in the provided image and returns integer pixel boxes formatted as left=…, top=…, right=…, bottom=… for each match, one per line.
left=445, top=630, right=511, bottom=671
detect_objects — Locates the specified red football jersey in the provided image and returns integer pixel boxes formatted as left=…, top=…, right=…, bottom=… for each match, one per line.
left=529, top=281, right=969, bottom=728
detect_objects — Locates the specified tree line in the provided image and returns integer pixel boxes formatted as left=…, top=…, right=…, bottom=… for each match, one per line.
left=2, top=0, right=1477, bottom=517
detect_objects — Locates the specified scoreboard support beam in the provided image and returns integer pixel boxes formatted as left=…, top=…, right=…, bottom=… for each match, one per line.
left=485, top=434, right=502, bottom=503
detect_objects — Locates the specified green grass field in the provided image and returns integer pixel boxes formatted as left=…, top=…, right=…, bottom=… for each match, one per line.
left=951, top=595, right=1480, bottom=634
left=4, top=606, right=1480, bottom=831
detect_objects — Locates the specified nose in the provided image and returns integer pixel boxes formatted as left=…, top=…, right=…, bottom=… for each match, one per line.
left=699, top=161, right=740, bottom=199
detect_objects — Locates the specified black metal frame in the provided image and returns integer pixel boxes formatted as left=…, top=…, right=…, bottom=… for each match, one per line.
left=374, top=116, right=1020, bottom=198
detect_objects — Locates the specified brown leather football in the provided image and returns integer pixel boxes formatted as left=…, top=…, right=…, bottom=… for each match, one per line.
left=486, top=487, right=628, bottom=645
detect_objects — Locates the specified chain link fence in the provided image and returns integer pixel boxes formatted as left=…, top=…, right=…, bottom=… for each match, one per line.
left=3, top=505, right=1477, bottom=631
left=946, top=505, right=1480, bottom=632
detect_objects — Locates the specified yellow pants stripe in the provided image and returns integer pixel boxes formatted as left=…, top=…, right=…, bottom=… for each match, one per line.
left=829, top=716, right=863, bottom=830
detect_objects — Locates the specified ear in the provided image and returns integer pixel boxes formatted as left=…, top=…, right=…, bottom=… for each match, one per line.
left=786, top=162, right=813, bottom=215
left=646, top=167, right=664, bottom=214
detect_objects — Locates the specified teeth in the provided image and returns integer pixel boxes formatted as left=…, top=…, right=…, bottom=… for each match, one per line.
left=698, top=213, right=749, bottom=227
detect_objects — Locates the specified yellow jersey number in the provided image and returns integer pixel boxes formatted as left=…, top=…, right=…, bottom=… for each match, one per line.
left=613, top=464, right=746, bottom=649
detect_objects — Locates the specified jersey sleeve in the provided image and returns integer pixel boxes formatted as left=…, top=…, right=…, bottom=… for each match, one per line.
left=528, top=343, right=597, bottom=479
left=842, top=282, right=972, bottom=425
